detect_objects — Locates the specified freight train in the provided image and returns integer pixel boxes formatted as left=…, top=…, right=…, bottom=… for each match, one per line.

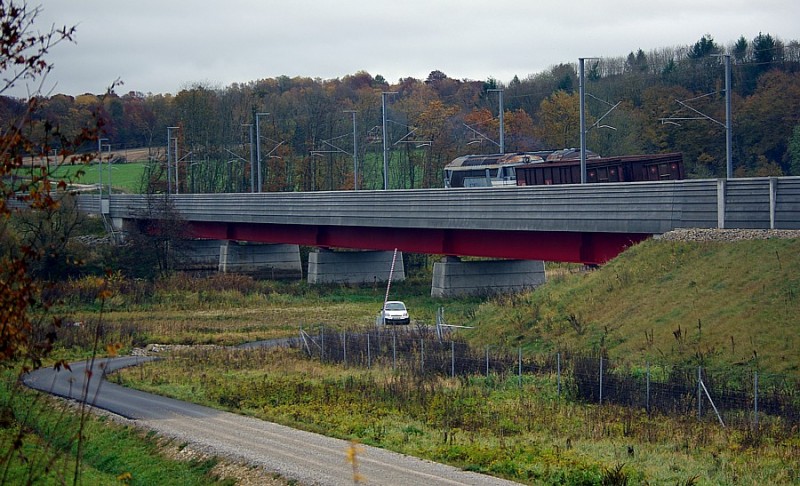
left=443, top=150, right=684, bottom=188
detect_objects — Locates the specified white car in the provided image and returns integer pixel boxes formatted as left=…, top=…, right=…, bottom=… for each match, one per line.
left=381, top=301, right=410, bottom=325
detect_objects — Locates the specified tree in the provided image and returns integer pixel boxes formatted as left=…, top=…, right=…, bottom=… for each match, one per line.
left=733, top=36, right=748, bottom=63
left=789, top=124, right=800, bottom=176
left=534, top=91, right=583, bottom=149
left=688, top=34, right=720, bottom=59
left=0, top=5, right=110, bottom=479
left=625, top=49, right=648, bottom=73
left=1, top=1, right=96, bottom=366
left=11, top=193, right=88, bottom=279
left=752, top=32, right=783, bottom=76
left=737, top=71, right=800, bottom=174
left=410, top=99, right=459, bottom=187
left=503, top=109, right=538, bottom=152
left=685, top=34, right=723, bottom=93
left=425, top=70, right=449, bottom=85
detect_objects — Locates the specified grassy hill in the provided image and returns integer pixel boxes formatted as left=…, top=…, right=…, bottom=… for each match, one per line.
left=464, top=235, right=800, bottom=377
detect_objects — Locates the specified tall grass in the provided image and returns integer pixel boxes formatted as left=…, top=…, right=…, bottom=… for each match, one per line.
left=47, top=272, right=483, bottom=352
left=465, top=238, right=800, bottom=377
left=119, top=346, right=800, bottom=485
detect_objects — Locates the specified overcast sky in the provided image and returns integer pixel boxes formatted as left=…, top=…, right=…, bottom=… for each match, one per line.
left=14, top=0, right=800, bottom=97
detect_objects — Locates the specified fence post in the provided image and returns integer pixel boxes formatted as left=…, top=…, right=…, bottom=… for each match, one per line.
left=697, top=366, right=702, bottom=419
left=392, top=332, right=396, bottom=371
left=646, top=361, right=651, bottom=416
left=451, top=341, right=455, bottom=378
left=367, top=333, right=371, bottom=369
left=518, top=347, right=522, bottom=388
left=342, top=332, right=347, bottom=366
left=320, top=326, right=325, bottom=363
left=754, top=371, right=759, bottom=429
left=557, top=352, right=561, bottom=398
left=420, top=338, right=424, bottom=373
left=699, top=378, right=726, bottom=427
left=485, top=346, right=490, bottom=377
left=599, top=356, right=604, bottom=405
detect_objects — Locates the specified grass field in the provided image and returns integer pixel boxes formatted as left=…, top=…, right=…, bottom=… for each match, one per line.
left=465, top=237, right=800, bottom=377
left=118, top=345, right=799, bottom=485
left=6, top=226, right=800, bottom=484
left=38, top=237, right=800, bottom=484
left=48, top=162, right=150, bottom=194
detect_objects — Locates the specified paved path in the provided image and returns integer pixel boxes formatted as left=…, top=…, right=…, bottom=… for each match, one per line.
left=24, top=356, right=521, bottom=485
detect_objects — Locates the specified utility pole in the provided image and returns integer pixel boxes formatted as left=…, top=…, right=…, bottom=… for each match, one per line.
left=723, top=54, right=732, bottom=179
left=381, top=92, right=397, bottom=190
left=249, top=123, right=256, bottom=193
left=255, top=112, right=269, bottom=192
left=344, top=110, right=358, bottom=190
left=488, top=89, right=504, bottom=154
left=173, top=136, right=180, bottom=194
left=97, top=137, right=107, bottom=206
left=166, top=126, right=179, bottom=194
left=579, top=58, right=587, bottom=184
left=661, top=54, right=734, bottom=178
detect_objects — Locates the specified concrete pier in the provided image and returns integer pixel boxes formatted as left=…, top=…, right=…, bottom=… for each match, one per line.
left=431, top=257, right=545, bottom=297
left=177, top=239, right=224, bottom=272
left=307, top=249, right=405, bottom=284
left=218, top=242, right=302, bottom=279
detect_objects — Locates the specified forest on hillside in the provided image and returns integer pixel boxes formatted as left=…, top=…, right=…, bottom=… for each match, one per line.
left=3, top=33, right=800, bottom=192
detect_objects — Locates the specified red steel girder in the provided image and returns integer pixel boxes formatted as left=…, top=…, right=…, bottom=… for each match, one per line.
left=185, top=221, right=649, bottom=265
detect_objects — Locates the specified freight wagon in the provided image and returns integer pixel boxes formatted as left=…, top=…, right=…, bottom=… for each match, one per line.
left=515, top=152, right=684, bottom=186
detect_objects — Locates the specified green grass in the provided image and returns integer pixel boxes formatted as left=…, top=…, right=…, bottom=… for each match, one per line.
left=18, top=146, right=431, bottom=195
left=118, top=346, right=800, bottom=485
left=18, top=237, right=800, bottom=484
left=0, top=370, right=239, bottom=485
left=52, top=273, right=483, bottom=351
left=49, top=162, right=149, bottom=194
left=15, top=162, right=149, bottom=194
left=464, top=237, right=800, bottom=377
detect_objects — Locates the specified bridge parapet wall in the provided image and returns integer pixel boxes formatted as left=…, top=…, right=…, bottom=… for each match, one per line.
left=101, top=177, right=800, bottom=234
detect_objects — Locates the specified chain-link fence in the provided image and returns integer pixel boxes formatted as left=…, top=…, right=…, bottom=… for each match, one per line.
left=297, top=326, right=800, bottom=430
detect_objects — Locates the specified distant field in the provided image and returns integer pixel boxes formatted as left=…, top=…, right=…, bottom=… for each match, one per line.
left=49, top=162, right=149, bottom=194
left=14, top=146, right=155, bottom=193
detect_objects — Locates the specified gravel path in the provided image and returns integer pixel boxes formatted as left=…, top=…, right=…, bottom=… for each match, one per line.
left=25, top=356, right=522, bottom=486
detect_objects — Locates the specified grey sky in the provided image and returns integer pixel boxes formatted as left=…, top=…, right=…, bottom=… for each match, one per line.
left=16, top=0, right=800, bottom=97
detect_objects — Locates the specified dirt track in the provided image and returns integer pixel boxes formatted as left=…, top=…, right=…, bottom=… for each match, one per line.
left=25, top=355, right=522, bottom=486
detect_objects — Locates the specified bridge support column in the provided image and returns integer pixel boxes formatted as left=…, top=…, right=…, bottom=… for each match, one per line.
left=176, top=239, right=226, bottom=272
left=431, top=257, right=546, bottom=298
left=218, top=242, right=302, bottom=279
left=307, top=249, right=405, bottom=284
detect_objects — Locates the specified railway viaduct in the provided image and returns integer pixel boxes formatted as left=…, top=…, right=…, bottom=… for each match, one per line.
left=82, top=177, right=800, bottom=296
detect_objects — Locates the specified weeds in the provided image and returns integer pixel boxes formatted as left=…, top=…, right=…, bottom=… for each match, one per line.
left=119, top=345, right=800, bottom=484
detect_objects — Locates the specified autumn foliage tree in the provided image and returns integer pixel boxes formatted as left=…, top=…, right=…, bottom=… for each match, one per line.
left=0, top=1, right=98, bottom=367
left=534, top=91, right=583, bottom=149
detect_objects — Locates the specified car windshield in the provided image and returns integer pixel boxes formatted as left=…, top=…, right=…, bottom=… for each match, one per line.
left=384, top=302, right=406, bottom=311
